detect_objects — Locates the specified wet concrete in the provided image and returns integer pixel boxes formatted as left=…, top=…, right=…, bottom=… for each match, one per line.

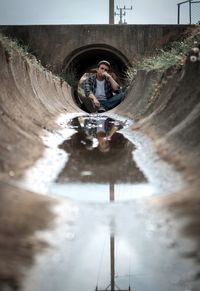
left=17, top=113, right=200, bottom=291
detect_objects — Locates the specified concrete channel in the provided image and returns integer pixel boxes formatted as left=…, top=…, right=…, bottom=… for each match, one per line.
left=0, top=27, right=200, bottom=291
left=15, top=112, right=198, bottom=291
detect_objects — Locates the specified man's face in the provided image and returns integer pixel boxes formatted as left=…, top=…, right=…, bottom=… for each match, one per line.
left=97, top=64, right=110, bottom=78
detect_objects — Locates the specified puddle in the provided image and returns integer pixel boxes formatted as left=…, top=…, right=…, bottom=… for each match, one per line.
left=49, top=114, right=183, bottom=203
left=21, top=196, right=198, bottom=291
left=17, top=113, right=184, bottom=200
left=19, top=113, right=199, bottom=291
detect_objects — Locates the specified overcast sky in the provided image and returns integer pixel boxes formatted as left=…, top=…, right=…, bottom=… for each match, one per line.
left=0, top=0, right=192, bottom=25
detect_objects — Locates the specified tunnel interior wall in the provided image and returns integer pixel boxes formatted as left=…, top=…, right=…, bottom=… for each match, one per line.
left=0, top=36, right=81, bottom=181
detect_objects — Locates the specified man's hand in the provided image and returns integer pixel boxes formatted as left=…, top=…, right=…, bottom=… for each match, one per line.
left=93, top=98, right=100, bottom=108
left=89, top=93, right=100, bottom=108
left=102, top=71, right=111, bottom=80
left=102, top=72, right=119, bottom=91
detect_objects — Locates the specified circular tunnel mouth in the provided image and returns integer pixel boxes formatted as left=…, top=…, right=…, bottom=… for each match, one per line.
left=62, top=45, right=131, bottom=112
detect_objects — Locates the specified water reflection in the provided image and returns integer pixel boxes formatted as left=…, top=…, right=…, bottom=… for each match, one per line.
left=50, top=116, right=148, bottom=290
left=57, top=115, right=146, bottom=184
left=22, top=115, right=195, bottom=291
left=94, top=184, right=131, bottom=291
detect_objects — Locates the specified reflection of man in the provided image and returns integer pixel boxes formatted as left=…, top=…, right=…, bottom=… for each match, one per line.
left=59, top=116, right=146, bottom=184
left=83, top=60, right=124, bottom=113
left=96, top=132, right=110, bottom=153
left=78, top=116, right=123, bottom=152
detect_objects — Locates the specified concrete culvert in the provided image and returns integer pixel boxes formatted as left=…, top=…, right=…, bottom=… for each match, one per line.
left=61, top=45, right=130, bottom=112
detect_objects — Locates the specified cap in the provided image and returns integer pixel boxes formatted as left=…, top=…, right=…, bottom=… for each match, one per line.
left=97, top=60, right=111, bottom=68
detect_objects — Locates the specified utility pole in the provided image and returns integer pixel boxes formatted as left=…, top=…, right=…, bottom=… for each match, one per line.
left=109, top=0, right=115, bottom=24
left=189, top=0, right=192, bottom=24
left=115, top=5, right=133, bottom=24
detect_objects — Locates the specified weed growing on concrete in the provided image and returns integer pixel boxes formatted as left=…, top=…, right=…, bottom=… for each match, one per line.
left=0, top=32, right=31, bottom=59
left=126, top=27, right=200, bottom=84
left=0, top=32, right=67, bottom=85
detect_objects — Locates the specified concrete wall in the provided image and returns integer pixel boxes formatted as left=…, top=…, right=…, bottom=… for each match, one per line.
left=1, top=25, right=189, bottom=75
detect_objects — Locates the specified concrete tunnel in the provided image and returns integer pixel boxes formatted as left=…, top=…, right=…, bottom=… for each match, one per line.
left=61, top=44, right=131, bottom=107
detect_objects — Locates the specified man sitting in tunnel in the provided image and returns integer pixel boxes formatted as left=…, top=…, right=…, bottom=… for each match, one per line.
left=82, top=60, right=124, bottom=113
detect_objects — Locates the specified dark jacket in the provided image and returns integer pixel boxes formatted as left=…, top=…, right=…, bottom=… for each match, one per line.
left=84, top=74, right=114, bottom=99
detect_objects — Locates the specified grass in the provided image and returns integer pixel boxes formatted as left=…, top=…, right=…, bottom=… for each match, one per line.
left=124, top=27, right=200, bottom=117
left=126, top=27, right=200, bottom=83
left=0, top=31, right=31, bottom=58
left=0, top=31, right=81, bottom=90
left=0, top=32, right=66, bottom=83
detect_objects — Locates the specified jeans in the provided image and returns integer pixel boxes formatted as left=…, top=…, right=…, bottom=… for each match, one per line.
left=100, top=91, right=125, bottom=110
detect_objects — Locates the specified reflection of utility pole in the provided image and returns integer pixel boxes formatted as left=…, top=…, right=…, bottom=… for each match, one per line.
left=115, top=5, right=133, bottom=24
left=110, top=235, right=115, bottom=291
left=95, top=184, right=131, bottom=291
left=109, top=0, right=115, bottom=24
left=110, top=183, right=115, bottom=201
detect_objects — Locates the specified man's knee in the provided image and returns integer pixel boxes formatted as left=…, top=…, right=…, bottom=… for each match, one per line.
left=82, top=96, right=97, bottom=113
left=119, top=92, right=125, bottom=101
left=113, top=91, right=125, bottom=101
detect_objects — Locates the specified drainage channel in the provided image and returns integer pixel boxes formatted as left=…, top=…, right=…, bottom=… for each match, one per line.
left=19, top=113, right=199, bottom=291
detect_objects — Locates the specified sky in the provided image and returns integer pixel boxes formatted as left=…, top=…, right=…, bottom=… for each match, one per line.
left=0, top=0, right=194, bottom=25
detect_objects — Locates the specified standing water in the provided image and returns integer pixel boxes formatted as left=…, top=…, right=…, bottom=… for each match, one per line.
left=20, top=114, right=199, bottom=291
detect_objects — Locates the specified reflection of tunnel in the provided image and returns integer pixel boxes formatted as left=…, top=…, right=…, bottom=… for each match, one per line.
left=62, top=44, right=131, bottom=83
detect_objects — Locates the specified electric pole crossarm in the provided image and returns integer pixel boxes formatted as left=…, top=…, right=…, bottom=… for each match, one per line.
left=115, top=4, right=133, bottom=24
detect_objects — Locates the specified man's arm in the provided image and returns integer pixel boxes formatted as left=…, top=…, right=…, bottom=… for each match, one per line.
left=88, top=93, right=100, bottom=107
left=103, top=72, right=120, bottom=91
left=84, top=76, right=100, bottom=107
left=84, top=76, right=93, bottom=97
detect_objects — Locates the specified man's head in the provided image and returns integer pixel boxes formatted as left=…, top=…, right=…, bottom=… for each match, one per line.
left=97, top=60, right=111, bottom=80
left=97, top=60, right=111, bottom=69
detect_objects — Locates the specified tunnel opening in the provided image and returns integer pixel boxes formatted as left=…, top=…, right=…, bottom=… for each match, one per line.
left=61, top=44, right=131, bottom=112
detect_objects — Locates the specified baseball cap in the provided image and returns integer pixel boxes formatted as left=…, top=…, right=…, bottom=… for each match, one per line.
left=97, top=60, right=111, bottom=68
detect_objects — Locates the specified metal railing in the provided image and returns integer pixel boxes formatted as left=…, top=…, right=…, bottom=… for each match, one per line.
left=177, top=0, right=200, bottom=24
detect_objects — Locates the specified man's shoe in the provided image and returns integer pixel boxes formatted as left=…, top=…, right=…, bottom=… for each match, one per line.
left=98, top=106, right=106, bottom=113
left=84, top=98, right=97, bottom=113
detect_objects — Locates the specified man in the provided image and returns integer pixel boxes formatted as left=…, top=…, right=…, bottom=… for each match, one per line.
left=83, top=60, right=124, bottom=113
